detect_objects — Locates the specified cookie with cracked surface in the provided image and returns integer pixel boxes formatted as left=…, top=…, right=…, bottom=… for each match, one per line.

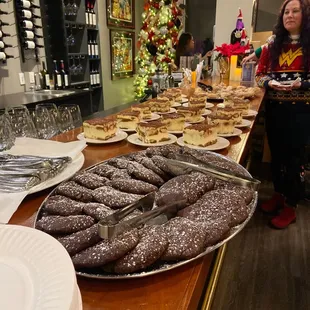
left=44, top=195, right=84, bottom=216
left=73, top=172, right=109, bottom=189
left=108, top=178, right=158, bottom=195
left=55, top=181, right=93, bottom=203
left=83, top=203, right=114, bottom=221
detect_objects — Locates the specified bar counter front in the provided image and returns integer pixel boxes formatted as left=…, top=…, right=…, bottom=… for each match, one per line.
left=8, top=89, right=264, bottom=310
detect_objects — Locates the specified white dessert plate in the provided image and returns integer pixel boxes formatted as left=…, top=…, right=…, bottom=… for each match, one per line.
left=177, top=136, right=230, bottom=151
left=77, top=130, right=128, bottom=144
left=186, top=117, right=205, bottom=124
left=28, top=152, right=84, bottom=195
left=181, top=98, right=189, bottom=104
left=181, top=94, right=187, bottom=99
left=243, top=109, right=258, bottom=118
left=235, top=119, right=252, bottom=128
left=0, top=225, right=76, bottom=310
left=127, top=133, right=177, bottom=147
left=156, top=108, right=177, bottom=115
left=202, top=109, right=212, bottom=116
left=218, top=128, right=243, bottom=138
left=118, top=127, right=136, bottom=133
left=205, top=102, right=215, bottom=108
left=171, top=102, right=182, bottom=108
left=141, top=113, right=161, bottom=122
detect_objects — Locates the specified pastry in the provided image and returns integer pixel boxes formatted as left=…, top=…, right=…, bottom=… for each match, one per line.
left=44, top=195, right=84, bottom=216
left=117, top=111, right=140, bottom=130
left=83, top=203, right=114, bottom=221
left=131, top=103, right=152, bottom=119
left=55, top=181, right=93, bottom=202
left=136, top=121, right=169, bottom=144
left=108, top=178, right=158, bottom=195
left=147, top=98, right=171, bottom=113
left=176, top=106, right=203, bottom=123
left=183, top=123, right=217, bottom=147
left=161, top=113, right=185, bottom=132
left=207, top=113, right=235, bottom=134
left=73, top=172, right=109, bottom=189
left=83, top=117, right=117, bottom=140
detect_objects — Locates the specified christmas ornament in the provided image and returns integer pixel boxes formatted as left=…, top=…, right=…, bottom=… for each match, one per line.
left=174, top=18, right=181, bottom=28
left=146, top=43, right=158, bottom=56
left=167, top=21, right=174, bottom=28
left=160, top=26, right=168, bottom=35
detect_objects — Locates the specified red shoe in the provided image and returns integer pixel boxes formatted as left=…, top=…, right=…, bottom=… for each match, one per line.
left=270, top=205, right=296, bottom=229
left=261, top=193, right=285, bottom=213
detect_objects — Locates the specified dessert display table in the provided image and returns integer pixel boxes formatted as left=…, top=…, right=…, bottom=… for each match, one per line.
left=8, top=88, right=264, bottom=310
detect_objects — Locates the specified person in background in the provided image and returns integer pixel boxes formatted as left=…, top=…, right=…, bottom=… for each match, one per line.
left=175, top=32, right=195, bottom=68
left=255, top=0, right=310, bottom=229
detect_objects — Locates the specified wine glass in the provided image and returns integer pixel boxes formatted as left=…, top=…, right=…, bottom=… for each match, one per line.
left=218, top=56, right=229, bottom=82
left=36, top=103, right=60, bottom=136
left=71, top=0, right=78, bottom=16
left=59, top=104, right=82, bottom=128
left=76, top=57, right=83, bottom=75
left=0, top=111, right=15, bottom=151
left=64, top=1, right=72, bottom=16
left=69, top=57, right=77, bottom=76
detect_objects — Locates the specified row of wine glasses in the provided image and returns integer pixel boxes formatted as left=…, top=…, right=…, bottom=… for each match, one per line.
left=64, top=0, right=79, bottom=16
left=69, top=56, right=85, bottom=76
left=0, top=104, right=83, bottom=147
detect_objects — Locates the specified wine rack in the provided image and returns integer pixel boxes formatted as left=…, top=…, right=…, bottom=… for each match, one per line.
left=13, top=0, right=44, bottom=62
left=0, top=3, right=14, bottom=63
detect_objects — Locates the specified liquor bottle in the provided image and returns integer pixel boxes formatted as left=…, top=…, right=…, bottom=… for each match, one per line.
left=23, top=30, right=35, bottom=39
left=60, top=60, right=69, bottom=89
left=0, top=20, right=10, bottom=27
left=0, top=30, right=10, bottom=38
left=16, top=0, right=40, bottom=9
left=88, top=37, right=92, bottom=58
left=40, top=61, right=50, bottom=89
left=0, top=9, right=9, bottom=15
left=23, top=40, right=36, bottom=49
left=85, top=2, right=90, bottom=26
left=165, top=64, right=174, bottom=88
left=95, top=65, right=100, bottom=86
left=0, top=51, right=14, bottom=60
left=90, top=4, right=96, bottom=27
left=93, top=36, right=99, bottom=58
left=90, top=63, right=94, bottom=86
left=231, top=8, right=244, bottom=44
left=53, top=60, right=62, bottom=90
left=0, top=41, right=13, bottom=49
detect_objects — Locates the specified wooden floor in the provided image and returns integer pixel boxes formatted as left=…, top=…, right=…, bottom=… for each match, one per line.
left=211, top=163, right=310, bottom=310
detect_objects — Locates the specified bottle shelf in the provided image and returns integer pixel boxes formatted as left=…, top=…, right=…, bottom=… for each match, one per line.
left=71, top=80, right=90, bottom=86
left=89, top=57, right=100, bottom=60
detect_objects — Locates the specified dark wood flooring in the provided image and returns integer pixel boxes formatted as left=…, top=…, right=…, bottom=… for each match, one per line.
left=211, top=163, right=310, bottom=310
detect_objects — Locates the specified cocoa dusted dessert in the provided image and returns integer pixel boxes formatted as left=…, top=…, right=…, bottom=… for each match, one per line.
left=207, top=113, right=235, bottom=134
left=131, top=103, right=152, bottom=119
left=43, top=195, right=85, bottom=216
left=136, top=120, right=169, bottom=144
left=176, top=106, right=203, bottom=122
left=108, top=178, right=158, bottom=195
left=83, top=117, right=117, bottom=140
left=183, top=123, right=217, bottom=147
left=117, top=111, right=140, bottom=130
left=55, top=181, right=93, bottom=202
left=73, top=172, right=109, bottom=189
left=188, top=97, right=206, bottom=109
left=147, top=97, right=171, bottom=113
left=161, top=113, right=185, bottom=132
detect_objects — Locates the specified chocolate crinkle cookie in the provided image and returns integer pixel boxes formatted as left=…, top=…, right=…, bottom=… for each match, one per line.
left=127, top=162, right=164, bottom=186
left=151, top=155, right=182, bottom=176
left=145, top=145, right=180, bottom=158
left=71, top=228, right=139, bottom=269
left=156, top=172, right=215, bottom=207
left=108, top=178, right=158, bottom=195
left=72, top=172, right=109, bottom=189
left=161, top=217, right=206, bottom=261
left=93, top=186, right=143, bottom=209
left=180, top=189, right=249, bottom=228
left=57, top=224, right=102, bottom=256
left=214, top=180, right=255, bottom=205
left=36, top=215, right=95, bottom=234
left=113, top=225, right=168, bottom=274
left=55, top=181, right=93, bottom=202
left=107, top=157, right=131, bottom=169
left=83, top=203, right=114, bottom=221
left=91, top=164, right=120, bottom=178
left=44, top=195, right=85, bottom=216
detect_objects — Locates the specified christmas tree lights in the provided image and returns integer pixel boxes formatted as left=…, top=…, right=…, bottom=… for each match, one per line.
left=134, top=0, right=183, bottom=97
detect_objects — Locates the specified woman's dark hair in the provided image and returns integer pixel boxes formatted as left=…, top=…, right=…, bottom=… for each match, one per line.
left=270, top=0, right=310, bottom=71
left=175, top=32, right=193, bottom=67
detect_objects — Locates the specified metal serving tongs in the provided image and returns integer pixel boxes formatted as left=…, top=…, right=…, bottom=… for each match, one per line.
left=98, top=192, right=187, bottom=240
left=165, top=154, right=261, bottom=191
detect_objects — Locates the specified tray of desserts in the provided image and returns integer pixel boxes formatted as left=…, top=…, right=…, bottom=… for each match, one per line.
left=34, top=145, right=258, bottom=279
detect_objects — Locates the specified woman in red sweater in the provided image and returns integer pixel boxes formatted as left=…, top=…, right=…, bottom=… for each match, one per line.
left=256, top=0, right=310, bottom=229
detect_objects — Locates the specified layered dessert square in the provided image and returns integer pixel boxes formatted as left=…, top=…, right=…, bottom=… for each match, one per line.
left=188, top=96, right=206, bottom=109
left=216, top=106, right=238, bottom=118
left=207, top=113, right=235, bottom=134
left=176, top=106, right=203, bottom=123
left=232, top=98, right=251, bottom=115
left=83, top=117, right=117, bottom=140
left=161, top=113, right=185, bottom=131
left=147, top=98, right=171, bottom=113
left=136, top=121, right=169, bottom=143
left=183, top=123, right=217, bottom=147
left=164, top=88, right=182, bottom=102
left=131, top=103, right=152, bottom=119
left=117, top=111, right=140, bottom=130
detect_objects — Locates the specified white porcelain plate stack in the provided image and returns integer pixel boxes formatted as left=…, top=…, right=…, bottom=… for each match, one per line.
left=0, top=225, right=82, bottom=310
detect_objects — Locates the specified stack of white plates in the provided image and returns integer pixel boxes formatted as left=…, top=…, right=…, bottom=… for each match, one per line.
left=0, top=225, right=82, bottom=310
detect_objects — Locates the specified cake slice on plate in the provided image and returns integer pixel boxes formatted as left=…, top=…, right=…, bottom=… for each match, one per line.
left=183, top=123, right=217, bottom=147
left=131, top=103, right=152, bottom=119
left=136, top=121, right=169, bottom=143
left=117, top=111, right=140, bottom=130
left=83, top=117, right=117, bottom=140
left=161, top=113, right=185, bottom=132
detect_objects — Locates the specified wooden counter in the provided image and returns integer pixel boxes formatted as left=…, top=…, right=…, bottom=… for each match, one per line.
left=8, top=91, right=264, bottom=310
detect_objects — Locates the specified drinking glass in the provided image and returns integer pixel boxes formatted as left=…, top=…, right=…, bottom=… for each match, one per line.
left=69, top=58, right=77, bottom=76
left=35, top=103, right=60, bottom=137
left=6, top=106, right=38, bottom=138
left=76, top=57, right=83, bottom=75
left=65, top=1, right=72, bottom=16
left=218, top=56, right=229, bottom=82
left=59, top=104, right=82, bottom=128
left=58, top=106, right=75, bottom=132
left=0, top=112, right=15, bottom=151
left=71, top=0, right=78, bottom=16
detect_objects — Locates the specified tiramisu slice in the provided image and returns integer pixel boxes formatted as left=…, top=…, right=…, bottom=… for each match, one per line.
left=232, top=98, right=251, bottom=115
left=117, top=111, right=140, bottom=130
left=188, top=96, right=206, bottom=109
left=161, top=113, right=185, bottom=132
left=207, top=113, right=235, bottom=134
left=83, top=117, right=117, bottom=140
left=183, top=123, right=217, bottom=147
left=176, top=106, right=203, bottom=122
left=136, top=121, right=169, bottom=143
left=147, top=98, right=171, bottom=113
left=131, top=103, right=152, bottom=119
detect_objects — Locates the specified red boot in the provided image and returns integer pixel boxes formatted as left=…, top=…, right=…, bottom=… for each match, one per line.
left=261, top=193, right=285, bottom=213
left=270, top=205, right=296, bottom=229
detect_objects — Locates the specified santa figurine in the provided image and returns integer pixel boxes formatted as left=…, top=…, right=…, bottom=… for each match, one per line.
left=230, top=8, right=244, bottom=44
left=240, top=28, right=249, bottom=47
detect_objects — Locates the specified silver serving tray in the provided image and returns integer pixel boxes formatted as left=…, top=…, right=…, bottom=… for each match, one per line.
left=34, top=150, right=258, bottom=280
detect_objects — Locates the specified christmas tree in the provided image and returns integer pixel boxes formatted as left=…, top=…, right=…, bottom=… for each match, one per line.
left=134, top=0, right=184, bottom=98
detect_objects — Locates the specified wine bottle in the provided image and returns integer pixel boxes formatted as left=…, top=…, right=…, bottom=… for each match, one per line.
left=88, top=37, right=92, bottom=58
left=60, top=60, right=69, bottom=89
left=91, top=4, right=96, bottom=27
left=95, top=65, right=100, bottom=86
left=53, top=60, right=62, bottom=90
left=23, top=30, right=35, bottom=39
left=90, top=63, right=94, bottom=86
left=90, top=35, right=95, bottom=58
left=0, top=9, right=9, bottom=15
left=0, top=20, right=10, bottom=27
left=21, top=20, right=33, bottom=29
left=23, top=40, right=35, bottom=49
left=40, top=61, right=50, bottom=89
left=85, top=2, right=90, bottom=26
left=93, top=37, right=98, bottom=58
left=31, top=13, right=41, bottom=19
left=165, top=64, right=174, bottom=88
left=21, top=9, right=32, bottom=18
left=0, top=51, right=14, bottom=60
left=0, top=41, right=13, bottom=49
left=0, top=30, right=10, bottom=38
left=16, top=0, right=40, bottom=9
